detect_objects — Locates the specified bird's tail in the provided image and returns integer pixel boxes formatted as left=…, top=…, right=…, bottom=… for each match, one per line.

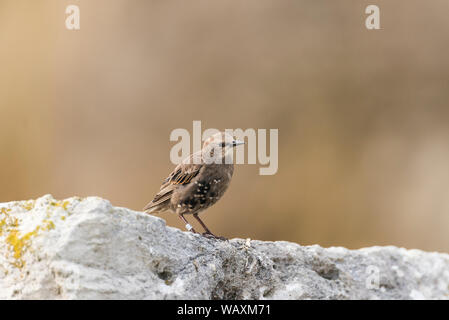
left=143, top=185, right=174, bottom=213
left=143, top=189, right=173, bottom=214
left=143, top=203, right=164, bottom=214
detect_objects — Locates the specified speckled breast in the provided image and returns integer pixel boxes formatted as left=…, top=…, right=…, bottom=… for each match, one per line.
left=173, top=164, right=234, bottom=214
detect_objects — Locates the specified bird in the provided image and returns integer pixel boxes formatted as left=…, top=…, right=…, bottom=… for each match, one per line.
left=143, top=132, right=244, bottom=240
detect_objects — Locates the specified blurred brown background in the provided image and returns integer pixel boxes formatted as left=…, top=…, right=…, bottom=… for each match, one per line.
left=1, top=0, right=449, bottom=252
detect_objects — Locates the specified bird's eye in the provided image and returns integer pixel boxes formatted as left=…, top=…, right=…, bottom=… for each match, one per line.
left=220, top=142, right=226, bottom=148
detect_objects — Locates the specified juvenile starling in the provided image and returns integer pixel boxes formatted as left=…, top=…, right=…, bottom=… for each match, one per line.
left=143, top=132, right=244, bottom=240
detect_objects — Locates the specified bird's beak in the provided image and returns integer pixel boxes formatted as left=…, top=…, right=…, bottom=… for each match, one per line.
left=232, top=140, right=245, bottom=147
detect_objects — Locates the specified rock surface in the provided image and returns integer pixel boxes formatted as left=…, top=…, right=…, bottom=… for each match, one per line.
left=0, top=195, right=448, bottom=299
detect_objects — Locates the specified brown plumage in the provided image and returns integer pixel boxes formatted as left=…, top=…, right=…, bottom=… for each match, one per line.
left=143, top=132, right=244, bottom=240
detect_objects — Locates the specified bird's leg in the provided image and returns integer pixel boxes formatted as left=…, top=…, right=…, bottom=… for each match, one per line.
left=193, top=213, right=227, bottom=241
left=178, top=213, right=197, bottom=234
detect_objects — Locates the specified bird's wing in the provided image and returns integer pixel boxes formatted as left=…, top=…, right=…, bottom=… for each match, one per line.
left=161, top=152, right=202, bottom=186
left=144, top=153, right=203, bottom=212
left=162, top=165, right=201, bottom=187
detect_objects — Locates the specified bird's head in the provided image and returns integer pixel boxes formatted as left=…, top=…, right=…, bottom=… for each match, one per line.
left=202, top=132, right=245, bottom=164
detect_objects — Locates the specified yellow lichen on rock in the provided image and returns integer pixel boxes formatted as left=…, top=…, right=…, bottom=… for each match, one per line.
left=22, top=201, right=35, bottom=211
left=6, top=228, right=37, bottom=259
left=0, top=208, right=10, bottom=235
left=0, top=219, right=5, bottom=236
left=0, top=213, right=19, bottom=237
left=43, top=220, right=55, bottom=231
left=62, top=201, right=70, bottom=210
left=0, top=197, right=76, bottom=269
left=48, top=200, right=71, bottom=218
left=50, top=200, right=69, bottom=210
left=3, top=223, right=42, bottom=268
left=1, top=202, right=60, bottom=268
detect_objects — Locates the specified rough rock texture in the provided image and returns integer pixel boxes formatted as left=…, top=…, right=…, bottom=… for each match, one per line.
left=0, top=195, right=448, bottom=300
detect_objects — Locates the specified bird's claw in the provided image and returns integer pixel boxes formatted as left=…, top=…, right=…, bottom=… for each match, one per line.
left=202, top=232, right=227, bottom=241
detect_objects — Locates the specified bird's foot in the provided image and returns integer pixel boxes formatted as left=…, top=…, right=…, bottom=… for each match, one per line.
left=202, top=232, right=227, bottom=241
